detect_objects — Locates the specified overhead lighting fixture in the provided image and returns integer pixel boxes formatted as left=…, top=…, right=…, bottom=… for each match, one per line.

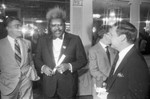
left=109, top=9, right=115, bottom=17
left=144, top=9, right=150, bottom=32
left=103, top=6, right=123, bottom=25
left=35, top=20, right=43, bottom=23
left=93, top=14, right=101, bottom=19
left=1, top=4, right=6, bottom=9
left=0, top=19, right=3, bottom=22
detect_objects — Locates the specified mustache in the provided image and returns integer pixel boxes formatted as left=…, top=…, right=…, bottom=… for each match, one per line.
left=54, top=29, right=63, bottom=32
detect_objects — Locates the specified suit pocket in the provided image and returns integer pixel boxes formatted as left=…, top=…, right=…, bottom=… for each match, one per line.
left=0, top=74, right=19, bottom=95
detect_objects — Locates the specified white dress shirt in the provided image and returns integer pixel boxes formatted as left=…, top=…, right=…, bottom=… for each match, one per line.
left=113, top=44, right=134, bottom=74
left=41, top=34, right=64, bottom=73
left=41, top=33, right=73, bottom=73
left=99, top=41, right=108, bottom=52
left=53, top=37, right=63, bottom=64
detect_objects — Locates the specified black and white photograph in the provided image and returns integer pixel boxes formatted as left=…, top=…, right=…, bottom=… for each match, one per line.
left=0, top=0, right=150, bottom=99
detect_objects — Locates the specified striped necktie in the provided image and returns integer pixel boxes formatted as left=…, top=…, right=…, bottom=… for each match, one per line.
left=15, top=39, right=22, bottom=66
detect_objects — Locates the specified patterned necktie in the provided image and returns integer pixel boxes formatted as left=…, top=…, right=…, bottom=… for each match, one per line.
left=15, top=39, right=22, bottom=66
left=106, top=46, right=110, bottom=63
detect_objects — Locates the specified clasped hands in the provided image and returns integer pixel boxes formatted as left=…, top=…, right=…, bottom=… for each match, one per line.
left=42, top=63, right=70, bottom=76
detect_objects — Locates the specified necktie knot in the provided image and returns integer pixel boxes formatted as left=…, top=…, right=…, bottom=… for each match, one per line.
left=15, top=38, right=21, bottom=44
left=15, top=39, right=18, bottom=43
left=105, top=46, right=109, bottom=51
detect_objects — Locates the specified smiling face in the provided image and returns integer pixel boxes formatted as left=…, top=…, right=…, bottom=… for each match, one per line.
left=6, top=20, right=22, bottom=38
left=49, top=18, right=65, bottom=38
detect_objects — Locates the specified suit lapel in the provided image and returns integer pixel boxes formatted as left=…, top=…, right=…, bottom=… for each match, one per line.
left=19, top=39, right=28, bottom=67
left=97, top=43, right=110, bottom=65
left=46, top=36, right=56, bottom=65
left=58, top=33, right=70, bottom=61
left=114, top=46, right=135, bottom=75
left=3, top=38, right=15, bottom=58
left=1, top=38, right=20, bottom=67
left=5, top=38, right=14, bottom=54
left=46, top=33, right=71, bottom=64
left=97, top=43, right=108, bottom=59
left=109, top=48, right=118, bottom=66
left=97, top=43, right=117, bottom=66
left=107, top=58, right=127, bottom=90
left=47, top=36, right=53, bottom=55
left=97, top=43, right=105, bottom=53
left=107, top=46, right=136, bottom=90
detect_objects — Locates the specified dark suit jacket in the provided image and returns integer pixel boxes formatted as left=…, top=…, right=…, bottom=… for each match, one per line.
left=34, top=32, right=87, bottom=97
left=106, top=46, right=150, bottom=99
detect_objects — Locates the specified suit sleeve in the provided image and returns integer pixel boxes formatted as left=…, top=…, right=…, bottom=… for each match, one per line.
left=70, top=36, right=87, bottom=72
left=107, top=57, right=149, bottom=99
left=88, top=48, right=107, bottom=81
left=34, top=38, right=45, bottom=72
left=27, top=40, right=34, bottom=66
left=127, top=61, right=149, bottom=99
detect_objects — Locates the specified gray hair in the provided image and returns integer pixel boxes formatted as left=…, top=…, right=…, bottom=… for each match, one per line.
left=46, top=7, right=66, bottom=22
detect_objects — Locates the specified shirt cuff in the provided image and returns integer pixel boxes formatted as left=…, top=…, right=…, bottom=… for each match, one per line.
left=41, top=65, right=45, bottom=74
left=68, top=63, right=73, bottom=73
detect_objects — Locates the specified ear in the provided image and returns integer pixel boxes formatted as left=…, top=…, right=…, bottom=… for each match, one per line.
left=103, top=33, right=109, bottom=40
left=105, top=33, right=111, bottom=39
left=6, top=26, right=8, bottom=30
left=6, top=26, right=10, bottom=31
left=119, top=34, right=126, bottom=42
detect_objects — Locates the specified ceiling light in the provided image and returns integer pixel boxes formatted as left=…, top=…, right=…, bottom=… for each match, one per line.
left=93, top=14, right=101, bottom=18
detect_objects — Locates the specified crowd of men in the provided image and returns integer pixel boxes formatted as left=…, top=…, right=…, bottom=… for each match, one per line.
left=0, top=7, right=150, bottom=99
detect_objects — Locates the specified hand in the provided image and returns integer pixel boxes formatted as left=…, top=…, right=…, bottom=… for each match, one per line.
left=97, top=91, right=108, bottom=99
left=96, top=77, right=103, bottom=87
left=43, top=65, right=53, bottom=76
left=94, top=85, right=108, bottom=99
left=95, top=86, right=106, bottom=94
left=56, top=63, right=70, bottom=74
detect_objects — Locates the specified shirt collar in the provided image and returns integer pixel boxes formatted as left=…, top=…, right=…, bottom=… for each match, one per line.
left=53, top=33, right=65, bottom=41
left=118, top=44, right=134, bottom=61
left=99, top=41, right=107, bottom=51
left=7, top=35, right=15, bottom=43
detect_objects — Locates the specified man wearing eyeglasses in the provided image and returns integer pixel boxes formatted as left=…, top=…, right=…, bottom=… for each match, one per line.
left=0, top=17, right=38, bottom=99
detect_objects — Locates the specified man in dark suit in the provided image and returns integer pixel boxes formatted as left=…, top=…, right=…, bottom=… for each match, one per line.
left=88, top=25, right=117, bottom=99
left=98, top=21, right=150, bottom=99
left=34, top=7, right=87, bottom=99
